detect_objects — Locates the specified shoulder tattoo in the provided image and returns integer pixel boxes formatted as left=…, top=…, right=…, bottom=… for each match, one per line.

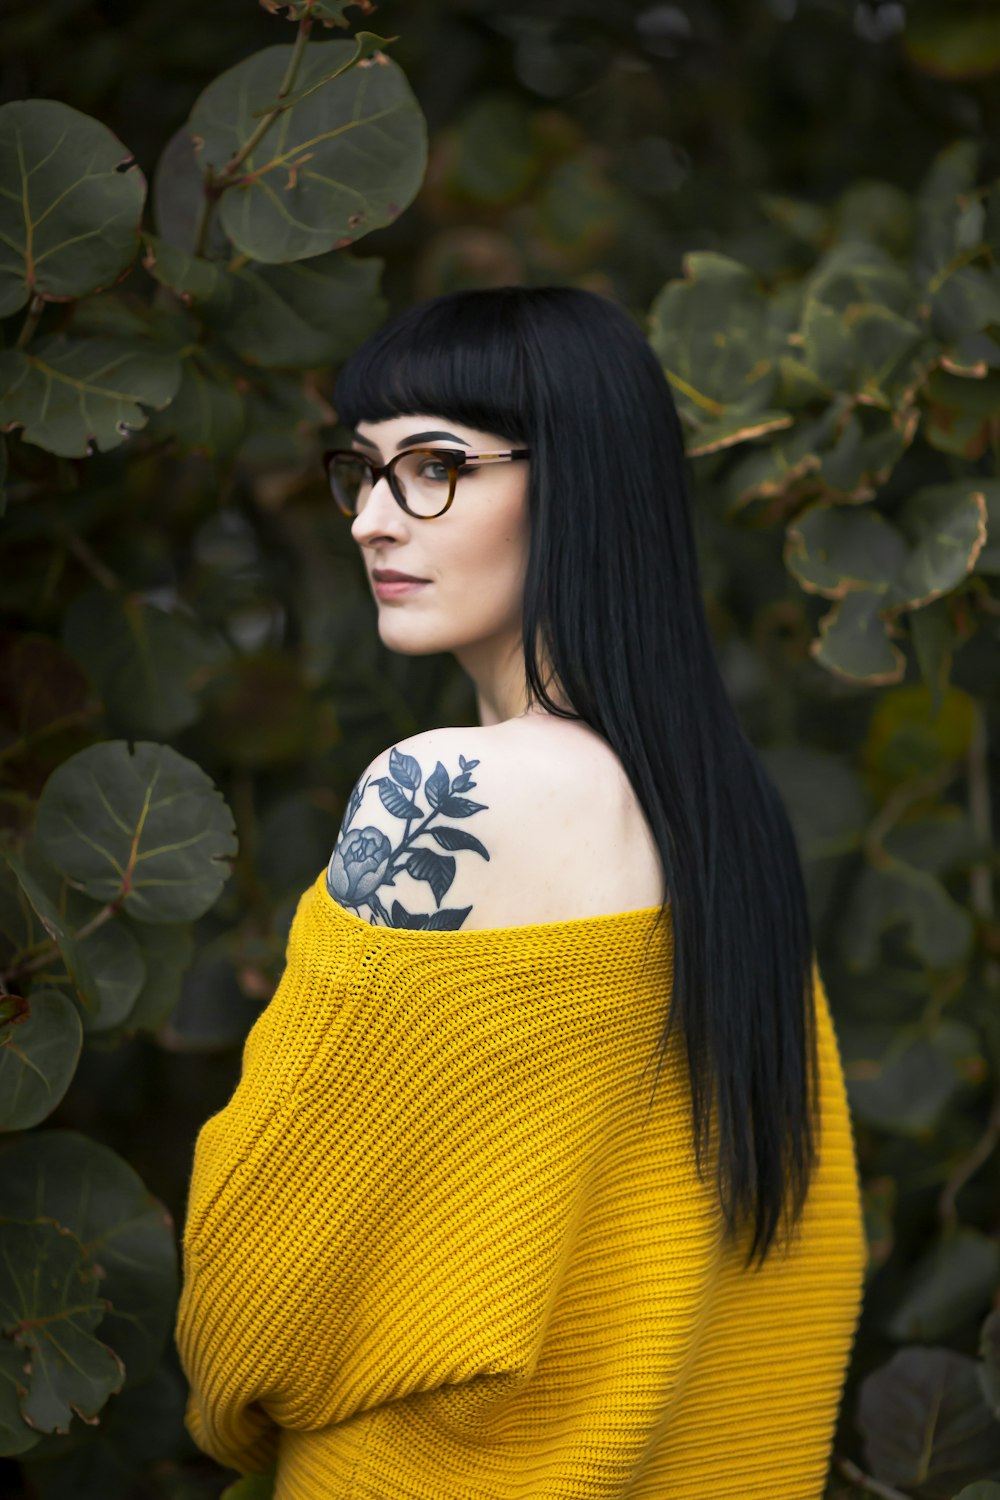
left=326, top=746, right=491, bottom=929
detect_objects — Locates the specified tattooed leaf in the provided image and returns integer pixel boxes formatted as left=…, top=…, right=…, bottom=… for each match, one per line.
left=389, top=747, right=421, bottom=791
left=375, top=778, right=423, bottom=820
left=426, top=761, right=450, bottom=809
left=430, top=827, right=490, bottom=860
left=452, top=773, right=476, bottom=792
left=458, top=755, right=479, bottom=771
left=426, top=906, right=473, bottom=930
left=389, top=901, right=429, bottom=929
left=439, top=795, right=488, bottom=818
left=404, top=848, right=456, bottom=905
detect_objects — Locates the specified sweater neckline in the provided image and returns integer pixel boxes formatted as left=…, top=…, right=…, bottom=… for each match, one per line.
left=313, top=871, right=669, bottom=944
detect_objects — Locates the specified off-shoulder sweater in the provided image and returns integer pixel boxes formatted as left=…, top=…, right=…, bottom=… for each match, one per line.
left=175, top=870, right=867, bottom=1500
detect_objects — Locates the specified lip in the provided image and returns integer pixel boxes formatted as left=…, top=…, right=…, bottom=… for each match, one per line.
left=372, top=576, right=429, bottom=599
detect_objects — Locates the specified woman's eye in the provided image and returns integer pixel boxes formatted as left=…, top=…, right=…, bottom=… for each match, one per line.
left=419, top=459, right=453, bottom=483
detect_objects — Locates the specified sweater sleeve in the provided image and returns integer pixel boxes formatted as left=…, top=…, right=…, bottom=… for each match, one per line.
left=174, top=882, right=725, bottom=1483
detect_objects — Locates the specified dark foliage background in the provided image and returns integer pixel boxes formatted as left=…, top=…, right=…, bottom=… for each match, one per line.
left=1, top=1, right=999, bottom=1496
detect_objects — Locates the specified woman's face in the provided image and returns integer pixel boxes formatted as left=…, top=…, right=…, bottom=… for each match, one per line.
left=348, top=413, right=531, bottom=659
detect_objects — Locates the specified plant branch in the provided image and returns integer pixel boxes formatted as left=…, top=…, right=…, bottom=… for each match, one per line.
left=15, top=293, right=45, bottom=351
left=834, top=1455, right=913, bottom=1500
left=194, top=13, right=313, bottom=257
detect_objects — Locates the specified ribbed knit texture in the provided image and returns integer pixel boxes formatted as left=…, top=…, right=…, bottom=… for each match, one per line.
left=175, top=870, right=867, bottom=1499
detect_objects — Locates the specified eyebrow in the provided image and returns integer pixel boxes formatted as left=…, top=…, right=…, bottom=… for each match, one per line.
left=351, top=429, right=472, bottom=452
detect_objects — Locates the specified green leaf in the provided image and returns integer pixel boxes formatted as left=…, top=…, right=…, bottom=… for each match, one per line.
left=194, top=249, right=387, bottom=371
left=189, top=41, right=427, bottom=263
left=0, top=1338, right=42, bottom=1457
left=35, top=740, right=237, bottom=923
left=930, top=265, right=1000, bottom=344
left=0, top=1131, right=178, bottom=1382
left=887, top=1231, right=1000, bottom=1342
left=786, top=503, right=908, bottom=598
left=139, top=232, right=226, bottom=301
left=0, top=1217, right=124, bottom=1436
left=857, top=1347, right=1000, bottom=1492
left=17, top=1365, right=189, bottom=1499
left=845, top=1018, right=982, bottom=1135
left=139, top=343, right=249, bottom=461
left=0, top=989, right=82, bottom=1130
left=812, top=589, right=904, bottom=685
left=842, top=864, right=975, bottom=972
left=0, top=846, right=145, bottom=1032
left=648, top=252, right=780, bottom=430
left=0, top=99, right=145, bottom=318
left=62, top=589, right=225, bottom=739
left=924, top=371, right=1000, bottom=460
left=116, top=920, right=194, bottom=1034
left=889, top=481, right=989, bottom=608
left=953, top=1486, right=1000, bottom=1500
left=0, top=336, right=182, bottom=460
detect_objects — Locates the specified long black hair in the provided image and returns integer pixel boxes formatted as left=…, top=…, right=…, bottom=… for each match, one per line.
left=333, top=284, right=821, bottom=1269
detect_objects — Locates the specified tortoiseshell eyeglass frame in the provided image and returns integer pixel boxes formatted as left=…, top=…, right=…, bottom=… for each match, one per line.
left=322, top=446, right=531, bottom=519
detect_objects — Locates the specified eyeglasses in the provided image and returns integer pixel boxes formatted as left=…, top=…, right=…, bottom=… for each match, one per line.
left=322, top=445, right=530, bottom=519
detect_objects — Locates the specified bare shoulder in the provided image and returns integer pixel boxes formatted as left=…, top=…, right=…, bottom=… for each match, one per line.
left=326, top=717, right=664, bottom=931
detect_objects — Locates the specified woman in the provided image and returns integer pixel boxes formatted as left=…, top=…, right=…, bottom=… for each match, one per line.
left=175, top=286, right=867, bottom=1498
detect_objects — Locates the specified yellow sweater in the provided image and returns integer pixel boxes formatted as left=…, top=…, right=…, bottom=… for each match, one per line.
left=176, top=871, right=867, bottom=1499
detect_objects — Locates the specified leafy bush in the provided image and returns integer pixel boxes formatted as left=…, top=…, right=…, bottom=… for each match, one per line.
left=0, top=2, right=427, bottom=1494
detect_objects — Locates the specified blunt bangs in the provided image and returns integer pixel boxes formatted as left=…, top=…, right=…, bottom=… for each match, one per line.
left=333, top=288, right=536, bottom=444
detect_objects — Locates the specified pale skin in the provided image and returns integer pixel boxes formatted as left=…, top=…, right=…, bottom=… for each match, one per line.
left=326, top=413, right=664, bottom=930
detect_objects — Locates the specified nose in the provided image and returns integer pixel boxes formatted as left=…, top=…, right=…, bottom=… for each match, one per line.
left=350, top=473, right=408, bottom=546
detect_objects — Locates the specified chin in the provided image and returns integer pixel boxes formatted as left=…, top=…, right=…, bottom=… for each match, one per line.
left=376, top=617, right=451, bottom=656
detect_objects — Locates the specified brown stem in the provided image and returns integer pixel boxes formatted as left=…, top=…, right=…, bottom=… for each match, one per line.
left=939, top=1089, right=1000, bottom=1230
left=15, top=293, right=45, bottom=350
left=834, top=1455, right=913, bottom=1500
left=0, top=902, right=119, bottom=986
left=194, top=14, right=313, bottom=257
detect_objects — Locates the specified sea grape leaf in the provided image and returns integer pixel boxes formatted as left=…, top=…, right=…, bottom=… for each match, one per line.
left=812, top=590, right=904, bottom=685
left=0, top=989, right=82, bottom=1131
left=0, top=845, right=145, bottom=1032
left=0, top=1217, right=123, bottom=1437
left=0, top=337, right=182, bottom=459
left=0, top=1338, right=40, bottom=1456
left=648, top=252, right=782, bottom=434
left=34, top=740, right=237, bottom=923
left=0, top=99, right=145, bottom=318
left=62, top=589, right=225, bottom=740
left=857, top=1346, right=1000, bottom=1496
left=0, top=1131, right=177, bottom=1382
left=845, top=1018, right=982, bottom=1136
left=17, top=1364, right=189, bottom=1499
left=190, top=249, right=387, bottom=371
left=841, top=864, right=975, bottom=971
left=887, top=1230, right=1000, bottom=1342
left=188, top=41, right=427, bottom=263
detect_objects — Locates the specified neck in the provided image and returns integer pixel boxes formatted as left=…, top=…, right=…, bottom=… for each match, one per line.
left=454, top=631, right=573, bottom=726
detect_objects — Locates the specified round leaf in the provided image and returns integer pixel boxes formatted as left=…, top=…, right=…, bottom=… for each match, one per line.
left=0, top=336, right=182, bottom=459
left=35, top=740, right=237, bottom=923
left=0, top=989, right=82, bottom=1131
left=188, top=41, right=427, bottom=263
left=61, top=589, right=225, bottom=739
left=858, top=1347, right=1000, bottom=1491
left=0, top=1132, right=177, bottom=1382
left=0, top=99, right=146, bottom=318
left=0, top=1217, right=124, bottom=1436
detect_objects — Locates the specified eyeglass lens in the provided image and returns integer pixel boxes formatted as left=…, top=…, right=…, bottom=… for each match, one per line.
left=329, top=451, right=456, bottom=518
